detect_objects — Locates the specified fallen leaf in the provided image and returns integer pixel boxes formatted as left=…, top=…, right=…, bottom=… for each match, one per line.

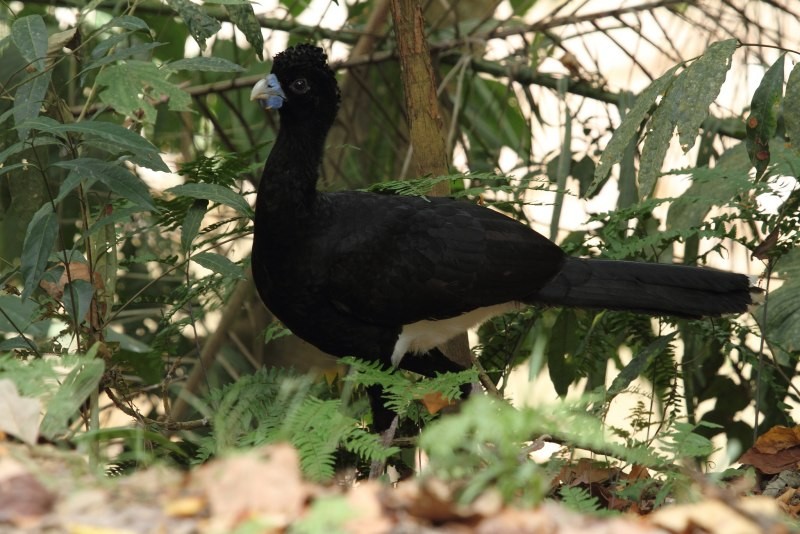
left=39, top=262, right=105, bottom=329
left=420, top=391, right=455, bottom=415
left=0, top=379, right=41, bottom=445
left=649, top=497, right=783, bottom=534
left=738, top=426, right=800, bottom=474
left=0, top=468, right=55, bottom=523
left=192, top=443, right=312, bottom=531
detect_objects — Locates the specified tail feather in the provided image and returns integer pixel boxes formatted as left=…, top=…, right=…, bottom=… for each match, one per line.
left=531, top=258, right=760, bottom=318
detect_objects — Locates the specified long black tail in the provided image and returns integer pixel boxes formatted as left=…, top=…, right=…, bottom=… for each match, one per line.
left=531, top=258, right=760, bottom=319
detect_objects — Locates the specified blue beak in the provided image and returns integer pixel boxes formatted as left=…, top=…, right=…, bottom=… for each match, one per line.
left=250, top=73, right=286, bottom=109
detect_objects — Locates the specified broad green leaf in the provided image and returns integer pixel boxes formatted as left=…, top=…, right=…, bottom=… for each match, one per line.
left=84, top=42, right=165, bottom=71
left=0, top=296, right=44, bottom=337
left=547, top=309, right=579, bottom=397
left=20, top=203, right=57, bottom=300
left=675, top=39, right=737, bottom=151
left=763, top=283, right=800, bottom=365
left=181, top=200, right=207, bottom=252
left=638, top=43, right=736, bottom=200
left=96, top=60, right=191, bottom=124
left=13, top=70, right=52, bottom=140
left=109, top=15, right=150, bottom=31
left=19, top=117, right=168, bottom=171
left=54, top=158, right=155, bottom=210
left=54, top=169, right=89, bottom=204
left=607, top=333, right=676, bottom=399
left=166, top=0, right=221, bottom=51
left=667, top=143, right=752, bottom=230
left=166, top=183, right=253, bottom=217
left=11, top=15, right=47, bottom=72
left=40, top=354, right=105, bottom=439
left=589, top=64, right=680, bottom=197
left=225, top=4, right=264, bottom=60
left=89, top=32, right=127, bottom=60
left=0, top=137, right=59, bottom=166
left=784, top=62, right=800, bottom=152
left=638, top=103, right=677, bottom=199
left=192, top=252, right=244, bottom=279
left=0, top=336, right=37, bottom=351
left=167, top=56, right=244, bottom=72
left=745, top=54, right=785, bottom=180
left=62, top=280, right=94, bottom=328
left=104, top=328, right=151, bottom=353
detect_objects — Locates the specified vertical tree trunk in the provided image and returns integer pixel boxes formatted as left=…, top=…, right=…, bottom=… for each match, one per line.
left=389, top=0, right=472, bottom=367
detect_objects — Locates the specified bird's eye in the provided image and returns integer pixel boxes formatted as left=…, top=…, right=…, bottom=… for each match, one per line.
left=290, top=78, right=310, bottom=94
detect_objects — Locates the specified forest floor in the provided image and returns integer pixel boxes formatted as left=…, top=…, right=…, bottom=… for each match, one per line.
left=1, top=438, right=799, bottom=534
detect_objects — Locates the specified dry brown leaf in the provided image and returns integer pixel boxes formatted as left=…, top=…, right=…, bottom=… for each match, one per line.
left=649, top=497, right=785, bottom=534
left=192, top=443, right=311, bottom=531
left=163, top=496, right=206, bottom=518
left=738, top=426, right=800, bottom=474
left=0, top=379, right=41, bottom=446
left=420, top=391, right=455, bottom=415
left=39, top=262, right=106, bottom=329
left=343, top=481, right=392, bottom=534
left=558, top=458, right=617, bottom=486
left=0, top=467, right=55, bottom=524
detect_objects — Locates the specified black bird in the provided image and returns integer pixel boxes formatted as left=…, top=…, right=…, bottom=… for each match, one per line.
left=249, top=44, right=760, bottom=429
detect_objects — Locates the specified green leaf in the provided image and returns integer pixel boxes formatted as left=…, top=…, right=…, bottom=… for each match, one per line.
left=666, top=143, right=752, bottom=230
left=638, top=101, right=676, bottom=200
left=675, top=39, right=738, bottom=151
left=607, top=332, right=676, bottom=399
left=638, top=42, right=737, bottom=199
left=0, top=296, right=46, bottom=337
left=20, top=203, right=57, bottom=300
left=62, top=280, right=94, bottom=328
left=192, top=252, right=243, bottom=279
left=745, top=54, right=785, bottom=180
left=589, top=64, right=680, bottom=197
left=281, top=0, right=312, bottom=17
left=110, top=15, right=150, bottom=31
left=40, top=354, right=105, bottom=439
left=181, top=200, right=207, bottom=252
left=13, top=70, right=52, bottom=141
left=225, top=4, right=264, bottom=60
left=167, top=56, right=244, bottom=72
left=84, top=42, right=166, bottom=71
left=19, top=117, right=168, bottom=171
left=96, top=61, right=191, bottom=124
left=761, top=249, right=800, bottom=363
left=54, top=158, right=156, bottom=210
left=166, top=183, right=253, bottom=217
left=784, top=62, right=800, bottom=152
left=166, top=0, right=222, bottom=51
left=11, top=15, right=47, bottom=72
left=547, top=309, right=580, bottom=396
left=460, top=74, right=530, bottom=168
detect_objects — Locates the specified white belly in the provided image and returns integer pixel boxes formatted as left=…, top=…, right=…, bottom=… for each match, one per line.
left=390, top=302, right=522, bottom=367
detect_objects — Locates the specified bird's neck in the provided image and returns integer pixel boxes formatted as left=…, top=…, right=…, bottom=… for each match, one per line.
left=255, top=120, right=327, bottom=230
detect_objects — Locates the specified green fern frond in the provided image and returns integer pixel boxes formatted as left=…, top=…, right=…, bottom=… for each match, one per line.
left=559, top=486, right=604, bottom=515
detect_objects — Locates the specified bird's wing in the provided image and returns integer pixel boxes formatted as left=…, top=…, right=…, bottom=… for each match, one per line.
left=320, top=192, right=565, bottom=325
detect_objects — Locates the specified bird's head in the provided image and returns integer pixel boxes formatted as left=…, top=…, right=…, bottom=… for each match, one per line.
left=251, top=44, right=341, bottom=128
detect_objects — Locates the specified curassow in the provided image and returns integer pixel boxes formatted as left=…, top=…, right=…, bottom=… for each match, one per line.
left=249, top=44, right=761, bottom=429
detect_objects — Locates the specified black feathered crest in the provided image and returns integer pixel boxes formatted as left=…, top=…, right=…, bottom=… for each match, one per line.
left=271, top=44, right=341, bottom=109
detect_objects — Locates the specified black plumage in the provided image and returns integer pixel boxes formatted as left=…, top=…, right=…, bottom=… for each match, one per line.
left=250, top=44, right=759, bottom=428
